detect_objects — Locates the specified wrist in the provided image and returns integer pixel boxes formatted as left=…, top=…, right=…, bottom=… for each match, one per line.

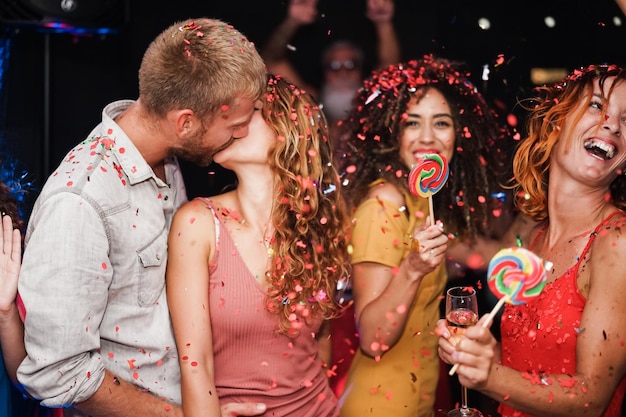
left=0, top=300, right=16, bottom=315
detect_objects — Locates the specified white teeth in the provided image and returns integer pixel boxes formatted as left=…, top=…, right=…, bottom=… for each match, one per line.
left=584, top=139, right=615, bottom=160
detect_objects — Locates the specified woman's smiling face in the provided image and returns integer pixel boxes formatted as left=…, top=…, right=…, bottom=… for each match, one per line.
left=399, top=87, right=456, bottom=169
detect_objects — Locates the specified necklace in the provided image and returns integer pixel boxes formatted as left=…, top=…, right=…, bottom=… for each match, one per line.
left=262, top=223, right=274, bottom=258
left=232, top=207, right=273, bottom=258
left=263, top=235, right=274, bottom=258
left=229, top=197, right=274, bottom=258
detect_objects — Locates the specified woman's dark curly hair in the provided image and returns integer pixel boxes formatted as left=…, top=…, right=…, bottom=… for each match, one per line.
left=337, top=55, right=511, bottom=241
left=0, top=181, right=22, bottom=231
left=512, top=63, right=626, bottom=221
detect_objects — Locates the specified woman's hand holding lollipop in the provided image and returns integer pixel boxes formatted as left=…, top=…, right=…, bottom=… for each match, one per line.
left=447, top=247, right=550, bottom=376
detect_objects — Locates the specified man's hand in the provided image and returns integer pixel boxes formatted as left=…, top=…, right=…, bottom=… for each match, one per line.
left=221, top=402, right=267, bottom=416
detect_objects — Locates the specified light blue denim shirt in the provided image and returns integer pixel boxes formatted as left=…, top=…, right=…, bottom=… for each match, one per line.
left=17, top=100, right=187, bottom=412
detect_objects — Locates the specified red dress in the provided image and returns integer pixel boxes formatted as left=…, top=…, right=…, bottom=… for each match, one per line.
left=499, top=211, right=626, bottom=417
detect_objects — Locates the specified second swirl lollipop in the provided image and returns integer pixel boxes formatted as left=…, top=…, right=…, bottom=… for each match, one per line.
left=487, top=247, right=548, bottom=305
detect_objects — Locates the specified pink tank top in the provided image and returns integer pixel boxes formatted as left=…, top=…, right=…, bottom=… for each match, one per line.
left=204, top=199, right=339, bottom=416
left=499, top=211, right=626, bottom=417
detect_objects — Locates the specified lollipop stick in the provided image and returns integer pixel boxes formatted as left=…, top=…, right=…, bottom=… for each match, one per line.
left=448, top=360, right=460, bottom=376
left=481, top=296, right=508, bottom=328
left=428, top=195, right=435, bottom=225
left=448, top=295, right=509, bottom=376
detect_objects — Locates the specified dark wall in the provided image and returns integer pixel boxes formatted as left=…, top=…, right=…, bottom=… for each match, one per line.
left=1, top=0, right=625, bottom=212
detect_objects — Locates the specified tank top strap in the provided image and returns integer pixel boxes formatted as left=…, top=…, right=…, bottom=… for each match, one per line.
left=194, top=197, right=221, bottom=245
left=576, top=210, right=625, bottom=263
left=529, top=221, right=547, bottom=251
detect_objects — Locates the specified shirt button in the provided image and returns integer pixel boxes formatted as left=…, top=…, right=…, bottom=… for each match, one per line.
left=164, top=195, right=169, bottom=201
left=156, top=254, right=161, bottom=261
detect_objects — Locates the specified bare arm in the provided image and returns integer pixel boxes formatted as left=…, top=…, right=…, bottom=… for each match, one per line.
left=0, top=215, right=24, bottom=384
left=167, top=201, right=222, bottom=417
left=262, top=0, right=318, bottom=95
left=74, top=369, right=183, bottom=417
left=77, top=369, right=265, bottom=417
left=366, top=0, right=401, bottom=68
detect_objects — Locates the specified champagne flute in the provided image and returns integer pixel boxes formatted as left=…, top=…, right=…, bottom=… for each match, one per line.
left=445, top=286, right=483, bottom=417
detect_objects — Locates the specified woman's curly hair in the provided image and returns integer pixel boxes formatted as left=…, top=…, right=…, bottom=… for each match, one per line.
left=338, top=55, right=511, bottom=241
left=262, top=74, right=351, bottom=336
left=512, top=63, right=626, bottom=221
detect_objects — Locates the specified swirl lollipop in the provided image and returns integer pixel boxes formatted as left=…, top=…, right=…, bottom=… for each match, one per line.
left=448, top=247, right=550, bottom=376
left=487, top=247, right=548, bottom=306
left=408, top=154, right=449, bottom=224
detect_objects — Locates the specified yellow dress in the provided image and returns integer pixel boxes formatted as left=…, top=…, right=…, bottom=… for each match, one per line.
left=339, top=193, right=447, bottom=417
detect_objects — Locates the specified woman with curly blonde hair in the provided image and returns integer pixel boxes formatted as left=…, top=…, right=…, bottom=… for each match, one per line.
left=167, top=74, right=350, bottom=417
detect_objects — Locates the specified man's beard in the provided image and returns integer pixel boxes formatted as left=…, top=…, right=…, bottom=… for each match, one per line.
left=171, top=133, right=234, bottom=167
left=320, top=81, right=360, bottom=122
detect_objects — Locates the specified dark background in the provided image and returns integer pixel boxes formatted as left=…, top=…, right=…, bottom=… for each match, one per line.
left=0, top=0, right=625, bottom=214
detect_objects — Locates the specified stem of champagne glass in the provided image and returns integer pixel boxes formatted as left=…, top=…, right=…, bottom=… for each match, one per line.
left=460, top=385, right=470, bottom=415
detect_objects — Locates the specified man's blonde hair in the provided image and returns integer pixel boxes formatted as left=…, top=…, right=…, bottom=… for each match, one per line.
left=139, top=17, right=266, bottom=120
